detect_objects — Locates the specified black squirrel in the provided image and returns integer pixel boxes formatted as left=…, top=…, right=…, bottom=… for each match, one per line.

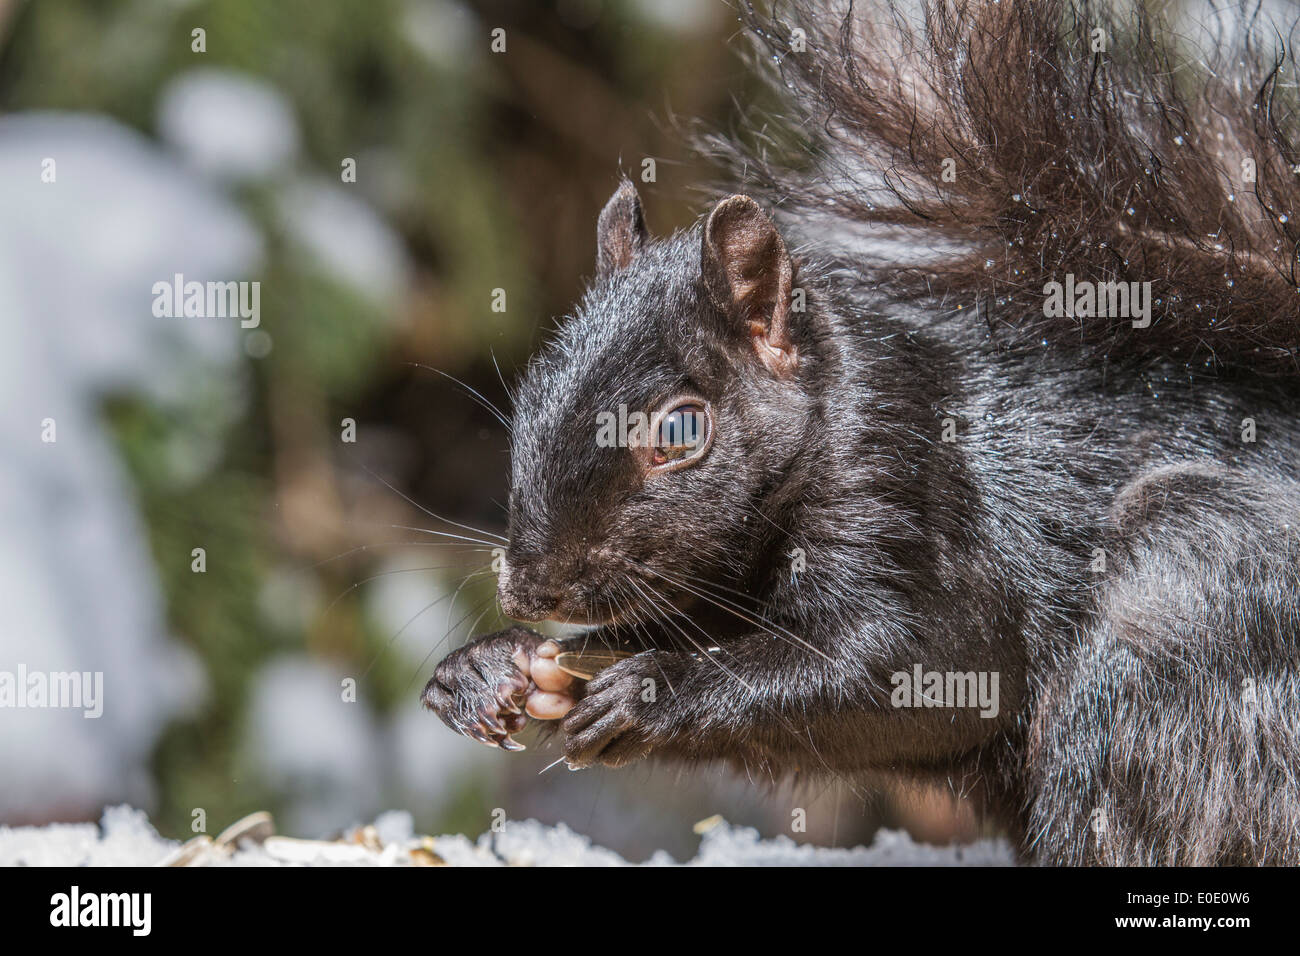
left=423, top=0, right=1300, bottom=865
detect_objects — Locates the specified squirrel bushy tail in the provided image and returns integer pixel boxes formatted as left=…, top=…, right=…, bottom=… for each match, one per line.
left=715, top=0, right=1300, bottom=376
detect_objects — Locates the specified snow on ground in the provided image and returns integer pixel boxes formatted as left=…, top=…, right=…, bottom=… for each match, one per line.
left=0, top=806, right=1015, bottom=867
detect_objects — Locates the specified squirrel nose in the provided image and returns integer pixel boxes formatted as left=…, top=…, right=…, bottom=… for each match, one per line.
left=499, top=587, right=557, bottom=622
left=497, top=559, right=559, bottom=621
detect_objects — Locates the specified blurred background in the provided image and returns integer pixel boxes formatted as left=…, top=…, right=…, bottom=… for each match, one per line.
left=0, top=0, right=977, bottom=860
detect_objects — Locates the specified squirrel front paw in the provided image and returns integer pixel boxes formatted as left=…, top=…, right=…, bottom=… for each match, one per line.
left=422, top=627, right=580, bottom=750
left=561, top=652, right=677, bottom=768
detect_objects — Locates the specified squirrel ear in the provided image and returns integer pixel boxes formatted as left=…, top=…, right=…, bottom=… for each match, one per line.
left=701, top=195, right=796, bottom=377
left=596, top=179, right=647, bottom=275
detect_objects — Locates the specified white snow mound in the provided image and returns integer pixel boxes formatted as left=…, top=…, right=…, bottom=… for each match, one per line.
left=0, top=806, right=1016, bottom=867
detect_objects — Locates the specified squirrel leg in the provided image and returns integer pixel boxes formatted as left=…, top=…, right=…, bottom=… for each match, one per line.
left=1028, top=464, right=1300, bottom=864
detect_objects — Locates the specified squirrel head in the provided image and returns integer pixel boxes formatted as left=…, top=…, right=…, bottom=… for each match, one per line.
left=497, top=179, right=820, bottom=625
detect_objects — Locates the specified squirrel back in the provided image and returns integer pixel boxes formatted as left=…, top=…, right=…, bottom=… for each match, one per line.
left=710, top=0, right=1300, bottom=377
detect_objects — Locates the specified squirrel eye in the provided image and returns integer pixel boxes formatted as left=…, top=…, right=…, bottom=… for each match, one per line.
left=651, top=403, right=709, bottom=467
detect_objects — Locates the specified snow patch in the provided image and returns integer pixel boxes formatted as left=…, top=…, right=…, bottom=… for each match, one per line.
left=0, top=806, right=1016, bottom=867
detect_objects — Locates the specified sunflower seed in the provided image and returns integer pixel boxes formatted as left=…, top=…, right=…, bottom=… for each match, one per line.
left=554, top=648, right=634, bottom=680
left=214, top=811, right=274, bottom=850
